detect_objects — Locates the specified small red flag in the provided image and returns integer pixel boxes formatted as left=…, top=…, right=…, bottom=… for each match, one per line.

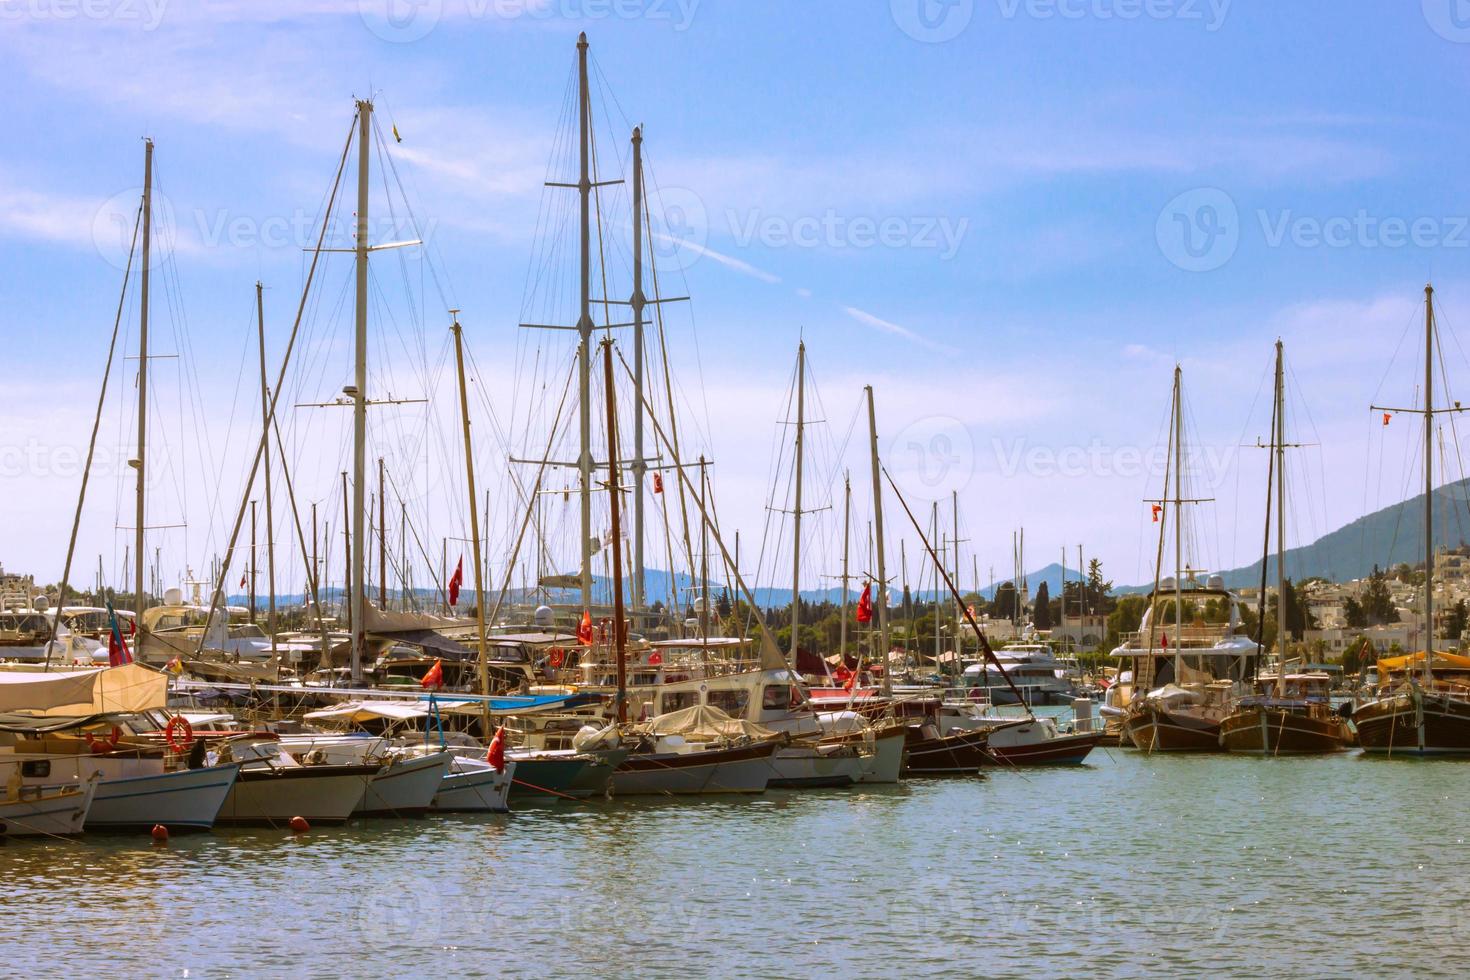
left=577, top=609, right=594, bottom=646
left=239, top=573, right=247, bottom=589
left=652, top=473, right=663, bottom=494
left=105, top=601, right=133, bottom=667
left=448, top=556, right=463, bottom=607
left=1383, top=412, right=1391, bottom=427
left=1160, top=632, right=1169, bottom=650
left=856, top=582, right=873, bottom=624
left=1151, top=504, right=1162, bottom=523
left=648, top=650, right=662, bottom=666
left=486, top=726, right=506, bottom=773
left=421, top=658, right=444, bottom=690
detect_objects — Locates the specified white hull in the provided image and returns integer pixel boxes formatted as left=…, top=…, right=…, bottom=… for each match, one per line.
left=767, top=745, right=863, bottom=788
left=217, top=765, right=376, bottom=825
left=359, top=752, right=452, bottom=816
left=431, top=758, right=515, bottom=813
left=854, top=730, right=906, bottom=784
left=0, top=778, right=98, bottom=836
left=89, top=764, right=240, bottom=831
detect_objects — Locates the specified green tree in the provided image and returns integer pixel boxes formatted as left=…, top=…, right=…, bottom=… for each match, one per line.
left=1343, top=596, right=1367, bottom=629
left=1362, top=566, right=1399, bottom=625
left=1033, top=581, right=1052, bottom=629
left=1106, top=594, right=1149, bottom=650
left=1443, top=598, right=1469, bottom=644
left=992, top=581, right=1018, bottom=622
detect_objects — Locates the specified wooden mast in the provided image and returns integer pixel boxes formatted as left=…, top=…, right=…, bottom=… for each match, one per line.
left=257, top=281, right=278, bottom=657
left=350, top=98, right=372, bottom=684
left=452, top=315, right=492, bottom=731
left=134, top=138, right=153, bottom=623
left=790, top=341, right=806, bottom=661
left=602, top=339, right=629, bottom=724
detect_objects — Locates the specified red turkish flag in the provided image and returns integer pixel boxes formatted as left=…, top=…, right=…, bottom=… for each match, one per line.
left=1151, top=504, right=1162, bottom=523
left=421, top=658, right=444, bottom=690
left=856, top=582, right=873, bottom=624
left=577, top=609, right=594, bottom=646
left=1383, top=412, right=1391, bottom=427
left=448, top=556, right=463, bottom=607
left=652, top=473, right=664, bottom=494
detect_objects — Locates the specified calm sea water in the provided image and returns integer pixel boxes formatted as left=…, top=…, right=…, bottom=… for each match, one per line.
left=4, top=750, right=1462, bottom=978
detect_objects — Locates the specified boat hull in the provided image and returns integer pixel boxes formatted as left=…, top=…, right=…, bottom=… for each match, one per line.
left=357, top=752, right=452, bottom=817
left=1354, top=690, right=1470, bottom=754
left=767, top=745, right=863, bottom=788
left=1123, top=703, right=1222, bottom=752
left=0, top=779, right=97, bottom=836
left=988, top=730, right=1103, bottom=766
left=902, top=727, right=992, bottom=775
left=505, top=755, right=590, bottom=801
left=88, top=764, right=240, bottom=831
left=216, top=764, right=378, bottom=826
left=1220, top=707, right=1349, bottom=755
left=612, top=741, right=777, bottom=795
left=432, top=759, right=515, bottom=813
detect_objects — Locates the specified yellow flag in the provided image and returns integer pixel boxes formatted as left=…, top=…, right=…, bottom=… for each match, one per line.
left=392, top=124, right=402, bottom=144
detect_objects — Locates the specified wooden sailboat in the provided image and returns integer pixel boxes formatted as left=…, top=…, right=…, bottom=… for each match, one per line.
left=1122, top=366, right=1246, bottom=751
left=1354, top=284, right=1470, bottom=754
left=1221, top=340, right=1349, bottom=754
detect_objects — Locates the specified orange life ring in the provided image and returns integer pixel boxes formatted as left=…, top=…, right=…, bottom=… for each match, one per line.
left=84, top=726, right=122, bottom=753
left=549, top=648, right=565, bottom=668
left=165, top=715, right=195, bottom=751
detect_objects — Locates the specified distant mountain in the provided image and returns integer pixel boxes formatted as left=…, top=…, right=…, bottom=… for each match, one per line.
left=1200, top=477, right=1470, bottom=589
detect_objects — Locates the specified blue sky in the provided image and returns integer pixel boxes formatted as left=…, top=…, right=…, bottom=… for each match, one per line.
left=5, top=1, right=1470, bottom=602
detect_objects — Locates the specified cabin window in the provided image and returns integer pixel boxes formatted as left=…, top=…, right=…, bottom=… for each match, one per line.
left=762, top=685, right=795, bottom=710
left=707, top=689, right=749, bottom=717
left=660, top=691, right=698, bottom=714
left=20, top=760, right=50, bottom=778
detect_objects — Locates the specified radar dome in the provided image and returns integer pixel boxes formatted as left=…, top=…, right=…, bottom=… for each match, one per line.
left=533, top=605, right=554, bottom=627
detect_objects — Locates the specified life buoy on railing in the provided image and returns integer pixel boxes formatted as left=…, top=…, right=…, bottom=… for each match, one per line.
left=84, top=726, right=122, bottom=753
left=549, top=648, right=566, bottom=669
left=165, top=715, right=195, bottom=751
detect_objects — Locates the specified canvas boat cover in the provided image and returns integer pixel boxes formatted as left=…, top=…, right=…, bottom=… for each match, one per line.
left=644, top=703, right=779, bottom=741
left=1377, top=651, right=1470, bottom=674
left=0, top=663, right=167, bottom=717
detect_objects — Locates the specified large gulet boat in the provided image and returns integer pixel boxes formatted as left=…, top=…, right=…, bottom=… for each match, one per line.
left=1352, top=284, right=1470, bottom=754
left=1118, top=366, right=1261, bottom=751
left=1219, top=340, right=1349, bottom=754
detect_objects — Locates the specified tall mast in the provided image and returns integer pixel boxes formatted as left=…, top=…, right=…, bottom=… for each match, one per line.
left=630, top=125, right=647, bottom=611
left=932, top=504, right=941, bottom=670
left=378, top=456, right=387, bottom=609
left=452, top=316, right=492, bottom=732
left=1172, top=364, right=1184, bottom=683
left=602, top=340, right=629, bottom=723
left=1425, top=283, right=1435, bottom=683
left=1060, top=546, right=1067, bottom=632
left=257, top=281, right=278, bottom=656
left=699, top=456, right=710, bottom=645
left=576, top=32, right=594, bottom=611
left=134, top=138, right=153, bottom=622
left=789, top=342, right=806, bottom=659
left=865, top=386, right=891, bottom=695
left=951, top=489, right=960, bottom=667
left=1274, top=339, right=1286, bottom=695
left=351, top=98, right=371, bottom=684
left=839, top=471, right=851, bottom=661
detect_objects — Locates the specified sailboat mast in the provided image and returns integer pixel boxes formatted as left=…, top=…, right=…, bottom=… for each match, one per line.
left=933, top=504, right=941, bottom=669
left=865, top=386, right=891, bottom=695
left=351, top=98, right=372, bottom=684
left=1172, top=364, right=1183, bottom=682
left=602, top=340, right=629, bottom=723
left=1425, top=283, right=1435, bottom=683
left=630, top=125, right=647, bottom=611
left=576, top=32, right=595, bottom=612
left=951, top=490, right=960, bottom=666
left=134, top=138, right=152, bottom=622
left=452, top=317, right=492, bottom=731
left=1274, top=340, right=1286, bottom=695
left=839, top=471, right=851, bottom=661
left=257, top=282, right=278, bottom=655
left=790, top=342, right=806, bottom=659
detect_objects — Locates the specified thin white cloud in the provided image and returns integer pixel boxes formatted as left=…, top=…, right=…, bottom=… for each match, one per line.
left=842, top=306, right=954, bottom=354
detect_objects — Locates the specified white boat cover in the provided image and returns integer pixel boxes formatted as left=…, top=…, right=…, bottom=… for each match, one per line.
left=0, top=663, right=167, bottom=716
left=645, top=704, right=778, bottom=741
